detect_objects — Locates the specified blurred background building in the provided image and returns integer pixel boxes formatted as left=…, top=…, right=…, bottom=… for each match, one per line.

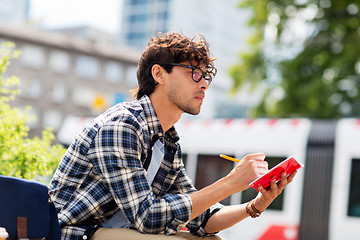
left=119, top=0, right=258, bottom=119
left=0, top=0, right=257, bottom=138
left=0, top=24, right=140, bottom=137
left=0, top=0, right=29, bottom=25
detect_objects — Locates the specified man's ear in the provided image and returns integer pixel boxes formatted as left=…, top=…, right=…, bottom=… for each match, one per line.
left=151, top=64, right=166, bottom=84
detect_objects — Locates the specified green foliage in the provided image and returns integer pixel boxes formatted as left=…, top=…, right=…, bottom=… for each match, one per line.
left=232, top=0, right=360, bottom=118
left=0, top=42, right=66, bottom=180
left=230, top=0, right=268, bottom=92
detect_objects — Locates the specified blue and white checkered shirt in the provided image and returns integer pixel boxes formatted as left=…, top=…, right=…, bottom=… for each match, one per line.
left=49, top=95, right=222, bottom=240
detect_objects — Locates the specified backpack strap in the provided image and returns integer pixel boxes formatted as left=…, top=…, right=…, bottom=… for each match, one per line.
left=143, top=134, right=159, bottom=171
left=17, top=216, right=27, bottom=240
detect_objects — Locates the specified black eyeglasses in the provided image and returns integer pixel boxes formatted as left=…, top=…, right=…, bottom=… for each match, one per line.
left=165, top=63, right=213, bottom=85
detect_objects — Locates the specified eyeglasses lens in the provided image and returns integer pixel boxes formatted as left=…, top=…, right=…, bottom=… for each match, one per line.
left=192, top=69, right=203, bottom=82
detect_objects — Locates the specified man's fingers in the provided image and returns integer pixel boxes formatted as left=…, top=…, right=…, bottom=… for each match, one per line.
left=288, top=170, right=297, bottom=182
left=243, top=153, right=266, bottom=161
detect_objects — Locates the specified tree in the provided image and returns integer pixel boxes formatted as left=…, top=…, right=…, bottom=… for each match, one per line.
left=230, top=0, right=360, bottom=118
left=0, top=41, right=66, bottom=180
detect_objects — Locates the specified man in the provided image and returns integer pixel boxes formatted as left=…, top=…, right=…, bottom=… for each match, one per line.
left=49, top=32, right=296, bottom=240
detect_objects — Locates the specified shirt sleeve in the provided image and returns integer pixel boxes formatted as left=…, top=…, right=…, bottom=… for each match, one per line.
left=88, top=120, right=193, bottom=235
left=168, top=165, right=224, bottom=236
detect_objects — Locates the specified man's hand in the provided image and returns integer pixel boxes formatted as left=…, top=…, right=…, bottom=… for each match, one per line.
left=193, top=153, right=298, bottom=233
left=226, top=153, right=268, bottom=194
left=253, top=170, right=297, bottom=212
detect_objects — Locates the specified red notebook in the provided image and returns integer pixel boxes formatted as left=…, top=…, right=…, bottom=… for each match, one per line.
left=249, top=157, right=304, bottom=191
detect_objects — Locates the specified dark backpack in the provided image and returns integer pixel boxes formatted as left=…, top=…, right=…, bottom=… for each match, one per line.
left=0, top=175, right=61, bottom=240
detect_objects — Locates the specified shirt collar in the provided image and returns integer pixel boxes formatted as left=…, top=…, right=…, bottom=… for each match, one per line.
left=138, top=95, right=179, bottom=143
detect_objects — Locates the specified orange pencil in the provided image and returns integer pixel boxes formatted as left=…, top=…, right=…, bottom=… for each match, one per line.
left=220, top=154, right=240, bottom=163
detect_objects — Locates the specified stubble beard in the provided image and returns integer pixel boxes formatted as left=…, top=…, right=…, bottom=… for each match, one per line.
left=168, top=86, right=201, bottom=115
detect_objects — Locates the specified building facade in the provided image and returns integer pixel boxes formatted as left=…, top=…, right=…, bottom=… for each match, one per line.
left=0, top=24, right=140, bottom=138
left=0, top=0, right=29, bottom=26
left=119, top=0, right=258, bottom=119
left=119, top=0, right=171, bottom=50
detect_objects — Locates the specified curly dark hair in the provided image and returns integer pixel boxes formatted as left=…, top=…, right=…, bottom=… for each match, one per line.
left=133, top=32, right=217, bottom=99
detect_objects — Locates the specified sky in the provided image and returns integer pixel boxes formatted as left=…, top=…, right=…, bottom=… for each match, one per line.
left=29, top=0, right=122, bottom=34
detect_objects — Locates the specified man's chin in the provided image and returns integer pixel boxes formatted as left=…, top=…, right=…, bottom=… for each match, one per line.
left=185, top=108, right=201, bottom=116
left=180, top=103, right=202, bottom=116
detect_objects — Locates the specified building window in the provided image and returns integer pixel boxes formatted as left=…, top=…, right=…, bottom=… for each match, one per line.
left=20, top=44, right=45, bottom=69
left=157, top=11, right=168, bottom=21
left=49, top=50, right=71, bottom=74
left=52, top=82, right=67, bottom=103
left=19, top=77, right=42, bottom=99
left=43, top=110, right=63, bottom=132
left=75, top=55, right=99, bottom=80
left=72, top=86, right=93, bottom=108
left=348, top=158, right=360, bottom=217
left=195, top=154, right=234, bottom=205
left=130, top=0, right=149, bottom=5
left=127, top=32, right=146, bottom=40
left=105, top=61, right=123, bottom=84
left=128, top=14, right=148, bottom=23
left=125, top=65, right=138, bottom=87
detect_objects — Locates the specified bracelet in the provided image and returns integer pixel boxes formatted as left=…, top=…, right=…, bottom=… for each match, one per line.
left=246, top=200, right=262, bottom=218
left=251, top=201, right=262, bottom=215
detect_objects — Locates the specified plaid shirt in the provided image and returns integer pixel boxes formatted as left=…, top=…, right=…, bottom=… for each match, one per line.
left=49, top=95, right=222, bottom=240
